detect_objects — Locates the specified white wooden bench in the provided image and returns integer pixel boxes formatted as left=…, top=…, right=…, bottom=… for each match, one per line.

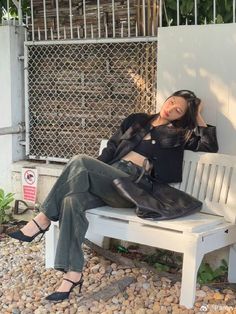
left=45, top=140, right=236, bottom=308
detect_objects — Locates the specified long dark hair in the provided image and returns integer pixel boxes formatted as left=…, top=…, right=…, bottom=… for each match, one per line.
left=169, top=90, right=201, bottom=130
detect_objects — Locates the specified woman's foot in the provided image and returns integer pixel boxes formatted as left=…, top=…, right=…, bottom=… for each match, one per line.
left=8, top=213, right=51, bottom=242
left=57, top=272, right=82, bottom=292
left=20, top=213, right=50, bottom=238
left=46, top=271, right=83, bottom=301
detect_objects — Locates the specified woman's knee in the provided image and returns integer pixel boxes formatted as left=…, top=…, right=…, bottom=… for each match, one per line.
left=68, top=154, right=94, bottom=167
left=69, top=154, right=87, bottom=164
left=61, top=195, right=84, bottom=216
left=65, top=154, right=88, bottom=171
left=59, top=195, right=88, bottom=230
left=68, top=154, right=100, bottom=172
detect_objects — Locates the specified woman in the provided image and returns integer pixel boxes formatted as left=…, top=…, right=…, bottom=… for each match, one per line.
left=8, top=90, right=218, bottom=301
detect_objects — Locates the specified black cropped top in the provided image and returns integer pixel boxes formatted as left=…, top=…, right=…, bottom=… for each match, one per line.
left=133, top=126, right=160, bottom=158
left=133, top=139, right=158, bottom=158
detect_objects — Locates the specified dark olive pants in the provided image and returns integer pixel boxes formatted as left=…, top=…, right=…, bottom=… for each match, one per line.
left=41, top=155, right=139, bottom=272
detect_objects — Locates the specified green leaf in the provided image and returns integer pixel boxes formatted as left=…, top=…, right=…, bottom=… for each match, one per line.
left=5, top=192, right=14, bottom=198
left=154, top=263, right=170, bottom=272
left=0, top=188, right=4, bottom=199
left=180, top=0, right=194, bottom=15
left=163, top=0, right=232, bottom=26
left=166, top=0, right=177, bottom=11
left=216, top=14, right=224, bottom=24
left=0, top=197, right=14, bottom=210
left=0, top=188, right=14, bottom=223
left=221, top=259, right=228, bottom=268
left=197, top=260, right=228, bottom=284
left=224, top=0, right=232, bottom=12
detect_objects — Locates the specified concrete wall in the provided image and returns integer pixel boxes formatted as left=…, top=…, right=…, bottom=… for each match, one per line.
left=157, top=23, right=236, bottom=268
left=12, top=161, right=63, bottom=205
left=157, top=23, right=236, bottom=156
left=0, top=25, right=25, bottom=192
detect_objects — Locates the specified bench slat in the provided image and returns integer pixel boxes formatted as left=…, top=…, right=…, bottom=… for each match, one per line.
left=186, top=161, right=197, bottom=195
left=192, top=162, right=204, bottom=198
left=198, top=163, right=210, bottom=200
left=179, top=159, right=188, bottom=191
left=220, top=166, right=233, bottom=204
left=212, top=165, right=225, bottom=203
left=205, top=164, right=217, bottom=201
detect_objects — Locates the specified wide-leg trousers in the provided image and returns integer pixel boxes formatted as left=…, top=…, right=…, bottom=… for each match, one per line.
left=41, top=154, right=140, bottom=272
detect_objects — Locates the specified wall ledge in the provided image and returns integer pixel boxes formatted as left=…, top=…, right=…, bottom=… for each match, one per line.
left=12, top=160, right=64, bottom=177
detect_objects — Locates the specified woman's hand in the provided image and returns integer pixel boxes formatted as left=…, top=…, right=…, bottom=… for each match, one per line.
left=196, top=102, right=207, bottom=127
left=197, top=101, right=203, bottom=116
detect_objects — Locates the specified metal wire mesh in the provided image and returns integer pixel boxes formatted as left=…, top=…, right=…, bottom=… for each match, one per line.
left=26, top=40, right=157, bottom=161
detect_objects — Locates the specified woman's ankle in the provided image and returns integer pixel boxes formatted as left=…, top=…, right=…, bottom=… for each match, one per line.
left=56, top=272, right=82, bottom=292
left=64, top=271, right=82, bottom=282
left=34, top=212, right=50, bottom=226
left=20, top=213, right=50, bottom=236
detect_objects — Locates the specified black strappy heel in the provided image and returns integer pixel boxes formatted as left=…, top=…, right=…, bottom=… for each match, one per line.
left=45, top=274, right=84, bottom=302
left=8, top=218, right=51, bottom=242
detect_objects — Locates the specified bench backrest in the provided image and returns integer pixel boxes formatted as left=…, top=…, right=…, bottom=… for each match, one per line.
left=173, top=151, right=236, bottom=223
left=99, top=140, right=236, bottom=223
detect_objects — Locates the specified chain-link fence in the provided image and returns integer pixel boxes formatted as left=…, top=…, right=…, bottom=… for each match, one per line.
left=26, top=39, right=157, bottom=162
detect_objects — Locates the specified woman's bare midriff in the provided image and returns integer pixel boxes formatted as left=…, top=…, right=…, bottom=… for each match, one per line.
left=122, top=151, right=152, bottom=170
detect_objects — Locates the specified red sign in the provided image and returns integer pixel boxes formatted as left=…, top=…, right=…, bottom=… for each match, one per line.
left=22, top=168, right=38, bottom=203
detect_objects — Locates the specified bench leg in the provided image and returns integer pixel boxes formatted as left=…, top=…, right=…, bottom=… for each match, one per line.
left=180, top=249, right=204, bottom=309
left=85, top=229, right=110, bottom=249
left=86, top=214, right=110, bottom=249
left=45, top=223, right=59, bottom=268
left=228, top=244, right=236, bottom=282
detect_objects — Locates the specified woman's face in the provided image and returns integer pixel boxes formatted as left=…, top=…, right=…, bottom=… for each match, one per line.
left=160, top=96, right=188, bottom=122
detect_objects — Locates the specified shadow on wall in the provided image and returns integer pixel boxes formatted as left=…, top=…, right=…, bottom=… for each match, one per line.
left=157, top=24, right=236, bottom=155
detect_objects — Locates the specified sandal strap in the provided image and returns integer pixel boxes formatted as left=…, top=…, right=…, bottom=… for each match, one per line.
left=63, top=278, right=77, bottom=285
left=63, top=274, right=83, bottom=286
left=63, top=278, right=78, bottom=289
left=32, top=219, right=43, bottom=232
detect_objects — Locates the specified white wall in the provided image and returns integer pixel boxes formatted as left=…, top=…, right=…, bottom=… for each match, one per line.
left=0, top=26, right=25, bottom=192
left=157, top=23, right=236, bottom=155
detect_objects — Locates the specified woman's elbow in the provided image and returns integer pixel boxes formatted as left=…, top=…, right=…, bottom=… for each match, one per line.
left=207, top=143, right=219, bottom=153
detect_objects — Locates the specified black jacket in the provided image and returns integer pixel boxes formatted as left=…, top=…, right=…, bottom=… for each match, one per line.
left=97, top=113, right=218, bottom=183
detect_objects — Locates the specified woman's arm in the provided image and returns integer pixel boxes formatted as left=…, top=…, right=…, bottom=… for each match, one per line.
left=196, top=102, right=207, bottom=127
left=185, top=102, right=219, bottom=152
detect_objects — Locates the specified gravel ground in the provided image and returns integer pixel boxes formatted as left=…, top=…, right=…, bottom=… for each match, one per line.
left=1, top=236, right=236, bottom=314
